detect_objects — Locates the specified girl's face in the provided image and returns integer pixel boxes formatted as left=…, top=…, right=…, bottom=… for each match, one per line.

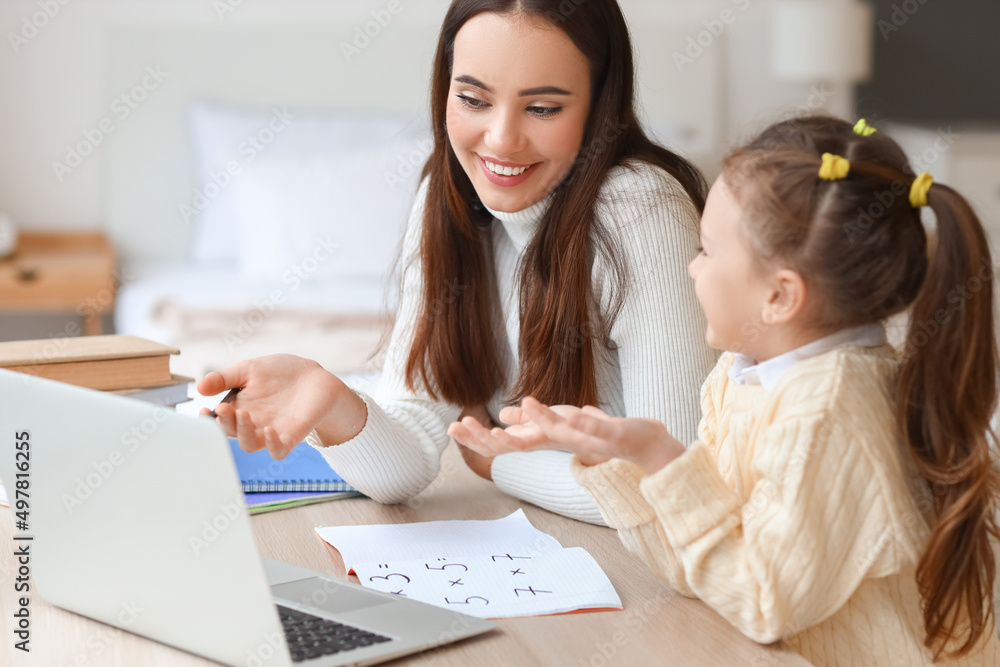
left=688, top=177, right=773, bottom=357
left=446, top=12, right=592, bottom=213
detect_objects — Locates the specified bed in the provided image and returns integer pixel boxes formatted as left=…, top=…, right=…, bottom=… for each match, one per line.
left=113, top=99, right=426, bottom=381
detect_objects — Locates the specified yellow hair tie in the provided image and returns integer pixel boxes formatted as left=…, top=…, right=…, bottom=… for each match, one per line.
left=853, top=119, right=877, bottom=136
left=909, top=172, right=933, bottom=207
left=819, top=153, right=850, bottom=181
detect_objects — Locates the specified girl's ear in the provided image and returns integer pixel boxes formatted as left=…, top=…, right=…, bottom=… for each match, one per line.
left=760, top=269, right=807, bottom=325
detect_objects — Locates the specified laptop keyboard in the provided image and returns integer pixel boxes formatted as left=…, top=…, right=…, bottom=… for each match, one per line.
left=278, top=605, right=392, bottom=663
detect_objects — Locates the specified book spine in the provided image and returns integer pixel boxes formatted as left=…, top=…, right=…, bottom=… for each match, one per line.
left=241, top=481, right=357, bottom=493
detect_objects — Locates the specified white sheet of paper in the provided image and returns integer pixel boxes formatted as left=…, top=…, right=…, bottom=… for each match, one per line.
left=352, top=548, right=620, bottom=618
left=316, top=509, right=561, bottom=565
left=315, top=509, right=622, bottom=618
left=0, top=482, right=7, bottom=507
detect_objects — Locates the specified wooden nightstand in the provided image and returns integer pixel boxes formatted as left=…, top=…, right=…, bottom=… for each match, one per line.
left=0, top=232, right=118, bottom=336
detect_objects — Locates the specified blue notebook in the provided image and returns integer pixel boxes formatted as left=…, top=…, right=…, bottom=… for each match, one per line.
left=226, top=438, right=357, bottom=493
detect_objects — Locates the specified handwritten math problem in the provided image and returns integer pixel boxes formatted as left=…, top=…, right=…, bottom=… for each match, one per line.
left=315, top=510, right=622, bottom=618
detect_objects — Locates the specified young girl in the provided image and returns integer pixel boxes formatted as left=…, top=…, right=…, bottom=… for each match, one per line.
left=451, top=116, right=1000, bottom=665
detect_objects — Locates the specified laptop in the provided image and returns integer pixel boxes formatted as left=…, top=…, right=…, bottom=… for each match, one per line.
left=0, top=368, right=496, bottom=666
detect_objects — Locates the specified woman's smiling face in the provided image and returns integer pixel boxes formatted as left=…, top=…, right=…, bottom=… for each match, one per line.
left=446, top=11, right=592, bottom=213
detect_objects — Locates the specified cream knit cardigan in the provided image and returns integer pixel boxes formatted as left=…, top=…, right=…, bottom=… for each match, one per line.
left=574, top=344, right=1000, bottom=666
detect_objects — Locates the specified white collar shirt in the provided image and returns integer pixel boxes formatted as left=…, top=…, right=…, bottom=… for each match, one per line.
left=728, top=323, right=888, bottom=392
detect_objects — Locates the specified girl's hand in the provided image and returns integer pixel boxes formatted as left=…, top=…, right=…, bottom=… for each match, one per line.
left=197, top=354, right=358, bottom=460
left=454, top=397, right=687, bottom=473
left=448, top=402, right=585, bottom=460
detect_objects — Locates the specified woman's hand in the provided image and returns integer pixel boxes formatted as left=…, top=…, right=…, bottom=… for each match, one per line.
left=454, top=397, right=687, bottom=474
left=197, top=354, right=364, bottom=460
left=454, top=404, right=496, bottom=481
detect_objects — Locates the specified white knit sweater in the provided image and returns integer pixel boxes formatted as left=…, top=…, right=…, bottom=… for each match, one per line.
left=307, top=160, right=717, bottom=523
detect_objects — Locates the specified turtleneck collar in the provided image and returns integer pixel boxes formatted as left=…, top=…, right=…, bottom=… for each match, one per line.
left=483, top=189, right=556, bottom=250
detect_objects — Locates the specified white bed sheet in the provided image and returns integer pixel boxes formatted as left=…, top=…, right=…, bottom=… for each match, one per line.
left=115, top=262, right=393, bottom=381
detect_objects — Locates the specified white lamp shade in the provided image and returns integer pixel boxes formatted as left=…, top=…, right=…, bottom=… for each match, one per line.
left=772, top=0, right=875, bottom=83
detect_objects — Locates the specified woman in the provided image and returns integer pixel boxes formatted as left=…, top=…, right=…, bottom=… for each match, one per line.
left=198, top=0, right=717, bottom=524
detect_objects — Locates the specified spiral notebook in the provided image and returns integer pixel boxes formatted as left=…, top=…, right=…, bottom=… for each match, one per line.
left=227, top=438, right=357, bottom=493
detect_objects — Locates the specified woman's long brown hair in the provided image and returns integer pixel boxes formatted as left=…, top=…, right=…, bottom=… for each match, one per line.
left=723, top=116, right=1000, bottom=659
left=404, top=0, right=707, bottom=407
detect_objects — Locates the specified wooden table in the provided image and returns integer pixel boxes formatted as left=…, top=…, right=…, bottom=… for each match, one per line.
left=0, top=232, right=117, bottom=336
left=0, top=444, right=812, bottom=666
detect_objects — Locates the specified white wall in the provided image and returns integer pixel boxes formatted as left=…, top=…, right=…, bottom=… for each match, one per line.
left=0, top=0, right=852, bottom=250
left=0, top=0, right=444, bottom=236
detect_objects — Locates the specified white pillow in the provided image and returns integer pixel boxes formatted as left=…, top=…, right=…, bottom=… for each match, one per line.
left=230, top=149, right=417, bottom=283
left=185, top=100, right=431, bottom=267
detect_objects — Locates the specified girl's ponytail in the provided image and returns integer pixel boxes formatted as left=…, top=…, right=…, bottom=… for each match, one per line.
left=896, top=181, right=1000, bottom=658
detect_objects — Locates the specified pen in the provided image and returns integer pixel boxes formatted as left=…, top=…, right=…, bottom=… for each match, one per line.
left=207, top=387, right=241, bottom=418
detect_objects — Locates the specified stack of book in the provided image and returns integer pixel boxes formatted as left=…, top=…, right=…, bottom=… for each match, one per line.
left=0, top=334, right=193, bottom=408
